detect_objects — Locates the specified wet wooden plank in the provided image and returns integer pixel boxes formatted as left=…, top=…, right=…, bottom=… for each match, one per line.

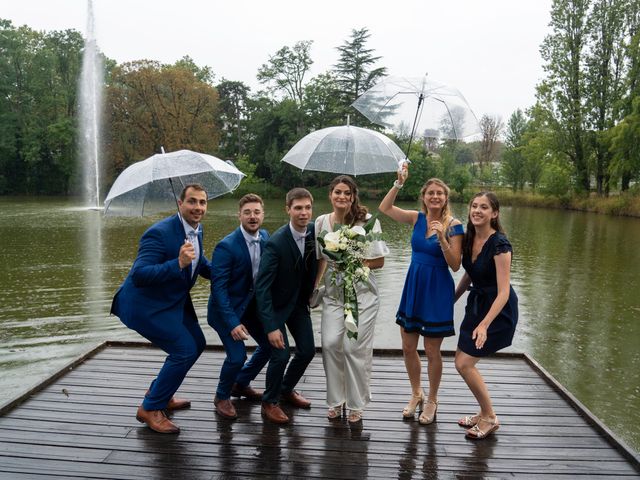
left=0, top=342, right=637, bottom=478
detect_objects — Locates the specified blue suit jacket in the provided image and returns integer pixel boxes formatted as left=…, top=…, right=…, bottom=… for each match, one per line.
left=207, top=227, right=269, bottom=335
left=111, top=214, right=211, bottom=330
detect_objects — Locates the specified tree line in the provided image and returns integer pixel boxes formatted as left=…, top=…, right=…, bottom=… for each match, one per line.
left=1, top=0, right=639, bottom=201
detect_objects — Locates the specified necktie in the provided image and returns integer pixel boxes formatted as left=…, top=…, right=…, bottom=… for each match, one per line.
left=187, top=231, right=199, bottom=277
left=295, top=233, right=305, bottom=257
left=249, top=239, right=260, bottom=281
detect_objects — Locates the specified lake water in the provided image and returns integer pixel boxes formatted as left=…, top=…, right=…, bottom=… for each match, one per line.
left=0, top=196, right=638, bottom=452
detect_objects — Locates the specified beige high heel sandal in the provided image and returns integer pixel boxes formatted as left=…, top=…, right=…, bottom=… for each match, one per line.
left=418, top=399, right=438, bottom=424
left=402, top=390, right=425, bottom=418
left=348, top=409, right=363, bottom=423
left=327, top=404, right=344, bottom=419
left=465, top=416, right=500, bottom=439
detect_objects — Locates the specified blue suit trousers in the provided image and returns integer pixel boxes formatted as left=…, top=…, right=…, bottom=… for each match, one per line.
left=216, top=313, right=271, bottom=399
left=137, top=306, right=206, bottom=411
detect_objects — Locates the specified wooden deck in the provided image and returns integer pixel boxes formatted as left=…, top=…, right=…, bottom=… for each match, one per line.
left=0, top=342, right=638, bottom=479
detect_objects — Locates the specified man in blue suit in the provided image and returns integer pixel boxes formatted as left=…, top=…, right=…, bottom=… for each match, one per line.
left=208, top=193, right=271, bottom=419
left=111, top=184, right=211, bottom=434
left=255, top=188, right=317, bottom=424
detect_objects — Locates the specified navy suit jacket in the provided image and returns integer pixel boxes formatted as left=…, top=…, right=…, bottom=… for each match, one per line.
left=207, top=227, right=269, bottom=335
left=255, top=223, right=317, bottom=334
left=111, top=214, right=211, bottom=330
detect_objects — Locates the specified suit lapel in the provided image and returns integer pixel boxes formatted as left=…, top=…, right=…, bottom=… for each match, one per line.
left=234, top=227, right=252, bottom=269
left=284, top=226, right=302, bottom=260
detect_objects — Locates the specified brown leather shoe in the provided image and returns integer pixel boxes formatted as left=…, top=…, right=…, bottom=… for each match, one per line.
left=230, top=383, right=263, bottom=401
left=136, top=405, right=180, bottom=434
left=214, top=396, right=237, bottom=419
left=261, top=402, right=289, bottom=424
left=166, top=396, right=191, bottom=410
left=281, top=390, right=311, bottom=408
left=145, top=390, right=191, bottom=411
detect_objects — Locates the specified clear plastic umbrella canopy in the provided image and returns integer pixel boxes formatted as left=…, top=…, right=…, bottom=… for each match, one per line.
left=281, top=125, right=405, bottom=176
left=104, top=149, right=244, bottom=216
left=352, top=75, right=480, bottom=141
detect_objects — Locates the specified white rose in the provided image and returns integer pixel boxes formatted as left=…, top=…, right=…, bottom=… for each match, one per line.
left=324, top=231, right=341, bottom=252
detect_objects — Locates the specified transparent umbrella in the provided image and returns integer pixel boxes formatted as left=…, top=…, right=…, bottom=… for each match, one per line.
left=103, top=149, right=244, bottom=216
left=281, top=124, right=405, bottom=176
left=352, top=75, right=480, bottom=158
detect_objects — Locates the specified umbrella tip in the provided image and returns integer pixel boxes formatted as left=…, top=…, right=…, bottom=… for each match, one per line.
left=346, top=114, right=350, bottom=127
left=160, top=146, right=166, bottom=154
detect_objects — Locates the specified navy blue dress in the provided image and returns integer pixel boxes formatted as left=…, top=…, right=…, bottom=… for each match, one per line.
left=396, top=212, right=464, bottom=337
left=458, top=232, right=518, bottom=357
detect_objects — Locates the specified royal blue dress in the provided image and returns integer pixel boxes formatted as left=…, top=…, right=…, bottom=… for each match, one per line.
left=458, top=232, right=518, bottom=357
left=396, top=212, right=464, bottom=337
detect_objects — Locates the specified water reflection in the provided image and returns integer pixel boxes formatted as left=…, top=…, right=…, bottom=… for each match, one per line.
left=82, top=210, right=104, bottom=331
left=320, top=424, right=370, bottom=479
left=457, top=436, right=497, bottom=478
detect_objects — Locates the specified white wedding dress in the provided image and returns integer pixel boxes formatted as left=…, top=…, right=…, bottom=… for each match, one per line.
left=314, top=213, right=389, bottom=411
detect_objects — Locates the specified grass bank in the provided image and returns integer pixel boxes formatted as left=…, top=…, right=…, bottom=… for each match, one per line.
left=482, top=190, right=640, bottom=218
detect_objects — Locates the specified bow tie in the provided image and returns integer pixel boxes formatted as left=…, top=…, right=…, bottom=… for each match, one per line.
left=249, top=239, right=260, bottom=245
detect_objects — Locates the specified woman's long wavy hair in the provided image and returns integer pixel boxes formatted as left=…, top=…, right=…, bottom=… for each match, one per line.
left=462, top=191, right=504, bottom=259
left=329, top=175, right=368, bottom=226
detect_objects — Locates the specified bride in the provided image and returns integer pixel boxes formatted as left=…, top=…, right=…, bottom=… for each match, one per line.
left=313, top=175, right=389, bottom=423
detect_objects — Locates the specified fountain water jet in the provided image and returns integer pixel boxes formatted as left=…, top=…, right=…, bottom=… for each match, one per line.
left=78, top=0, right=104, bottom=208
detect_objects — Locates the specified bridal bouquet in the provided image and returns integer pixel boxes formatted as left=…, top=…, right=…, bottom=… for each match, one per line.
left=317, top=215, right=380, bottom=340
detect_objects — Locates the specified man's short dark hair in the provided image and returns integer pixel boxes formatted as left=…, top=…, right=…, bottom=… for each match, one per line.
left=239, top=193, right=264, bottom=210
left=180, top=183, right=206, bottom=201
left=286, top=187, right=313, bottom=207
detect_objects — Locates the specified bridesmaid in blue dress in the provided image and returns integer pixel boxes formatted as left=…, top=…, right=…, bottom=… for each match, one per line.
left=379, top=165, right=463, bottom=425
left=454, top=192, right=518, bottom=440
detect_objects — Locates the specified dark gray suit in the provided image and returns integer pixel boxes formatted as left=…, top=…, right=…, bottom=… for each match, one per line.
left=255, top=223, right=317, bottom=404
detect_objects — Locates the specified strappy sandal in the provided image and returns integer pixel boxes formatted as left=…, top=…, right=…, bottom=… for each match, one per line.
left=465, top=416, right=500, bottom=440
left=402, top=390, right=424, bottom=418
left=348, top=409, right=363, bottom=423
left=418, top=399, right=438, bottom=425
left=458, top=413, right=481, bottom=428
left=327, top=404, right=344, bottom=419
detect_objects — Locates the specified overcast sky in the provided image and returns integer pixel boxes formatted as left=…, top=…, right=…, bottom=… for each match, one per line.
left=1, top=0, right=553, bottom=123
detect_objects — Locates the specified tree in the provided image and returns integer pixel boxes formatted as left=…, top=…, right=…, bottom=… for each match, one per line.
left=105, top=59, right=220, bottom=180
left=333, top=28, right=387, bottom=105
left=537, top=0, right=591, bottom=191
left=501, top=109, right=529, bottom=191
left=608, top=96, right=640, bottom=188
left=257, top=41, right=313, bottom=107
left=520, top=105, right=559, bottom=191
left=216, top=79, right=250, bottom=158
left=584, top=0, right=629, bottom=195
left=302, top=72, right=343, bottom=130
left=245, top=96, right=303, bottom=188
left=476, top=114, right=504, bottom=169
left=0, top=21, right=84, bottom=195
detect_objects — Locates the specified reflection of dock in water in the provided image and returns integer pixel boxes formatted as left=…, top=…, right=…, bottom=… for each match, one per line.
left=0, top=342, right=638, bottom=478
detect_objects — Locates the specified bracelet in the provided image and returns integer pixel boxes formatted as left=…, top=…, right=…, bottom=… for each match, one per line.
left=441, top=243, right=451, bottom=253
left=393, top=179, right=404, bottom=190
